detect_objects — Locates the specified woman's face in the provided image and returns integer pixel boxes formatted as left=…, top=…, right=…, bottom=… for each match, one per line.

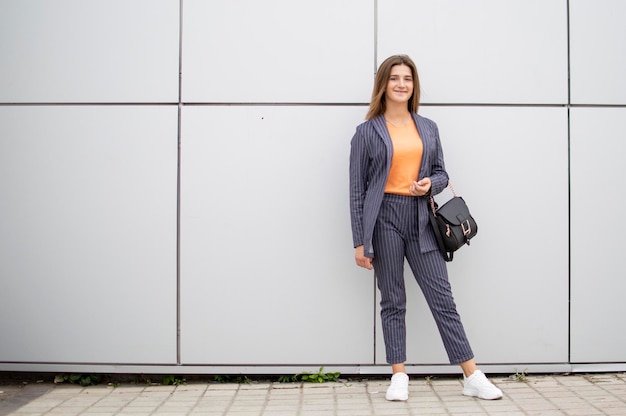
left=385, top=64, right=413, bottom=106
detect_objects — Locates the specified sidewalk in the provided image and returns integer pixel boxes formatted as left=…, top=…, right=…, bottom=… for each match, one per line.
left=1, top=373, right=625, bottom=415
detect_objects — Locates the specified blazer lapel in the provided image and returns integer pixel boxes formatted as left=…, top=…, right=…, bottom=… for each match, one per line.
left=413, top=113, right=433, bottom=179
left=371, top=115, right=394, bottom=170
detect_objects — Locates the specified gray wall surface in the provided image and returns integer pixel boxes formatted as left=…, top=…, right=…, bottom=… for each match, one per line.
left=1, top=0, right=624, bottom=375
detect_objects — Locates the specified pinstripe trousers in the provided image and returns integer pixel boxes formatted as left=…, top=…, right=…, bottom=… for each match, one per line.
left=372, top=194, right=474, bottom=365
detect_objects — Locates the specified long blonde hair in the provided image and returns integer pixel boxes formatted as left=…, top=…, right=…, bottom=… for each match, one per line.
left=365, top=55, right=421, bottom=120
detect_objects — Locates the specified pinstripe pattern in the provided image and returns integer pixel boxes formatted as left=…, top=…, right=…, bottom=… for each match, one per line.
left=349, top=113, right=473, bottom=365
left=349, top=114, right=448, bottom=258
left=373, top=194, right=474, bottom=364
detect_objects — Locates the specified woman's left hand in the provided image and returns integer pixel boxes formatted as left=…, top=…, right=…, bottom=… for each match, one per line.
left=409, top=178, right=431, bottom=196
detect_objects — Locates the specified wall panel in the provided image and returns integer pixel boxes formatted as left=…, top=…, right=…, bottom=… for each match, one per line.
left=182, top=0, right=374, bottom=103
left=378, top=0, right=568, bottom=104
left=0, top=106, right=178, bottom=363
left=570, top=108, right=626, bottom=362
left=570, top=0, right=626, bottom=104
left=179, top=105, right=374, bottom=364
left=0, top=0, right=179, bottom=103
left=374, top=107, right=570, bottom=365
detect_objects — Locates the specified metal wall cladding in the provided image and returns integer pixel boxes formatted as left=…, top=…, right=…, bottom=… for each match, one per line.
left=0, top=0, right=624, bottom=371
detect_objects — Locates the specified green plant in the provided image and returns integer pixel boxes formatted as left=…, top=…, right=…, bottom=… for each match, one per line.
left=278, top=374, right=297, bottom=383
left=296, top=367, right=340, bottom=383
left=425, top=375, right=436, bottom=385
left=213, top=375, right=250, bottom=384
left=213, top=375, right=230, bottom=383
left=511, top=368, right=528, bottom=382
left=161, top=375, right=186, bottom=386
left=54, top=374, right=102, bottom=387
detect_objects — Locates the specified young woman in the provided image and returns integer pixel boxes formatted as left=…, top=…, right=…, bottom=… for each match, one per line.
left=349, top=55, right=502, bottom=401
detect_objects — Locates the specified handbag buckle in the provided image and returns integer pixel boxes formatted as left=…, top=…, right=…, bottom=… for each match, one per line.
left=461, top=220, right=472, bottom=236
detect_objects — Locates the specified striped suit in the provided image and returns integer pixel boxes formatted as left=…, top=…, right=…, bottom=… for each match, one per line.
left=349, top=113, right=474, bottom=365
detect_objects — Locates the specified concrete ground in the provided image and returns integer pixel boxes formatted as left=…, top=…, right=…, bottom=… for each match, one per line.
left=0, top=372, right=625, bottom=415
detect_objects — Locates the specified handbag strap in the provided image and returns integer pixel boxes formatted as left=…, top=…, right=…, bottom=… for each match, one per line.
left=429, top=181, right=457, bottom=216
left=448, top=181, right=458, bottom=197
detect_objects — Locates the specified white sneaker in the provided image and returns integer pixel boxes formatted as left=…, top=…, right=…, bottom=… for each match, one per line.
left=385, top=372, right=409, bottom=401
left=462, top=370, right=503, bottom=400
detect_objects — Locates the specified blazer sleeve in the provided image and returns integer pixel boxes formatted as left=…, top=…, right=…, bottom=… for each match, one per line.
left=349, top=125, right=368, bottom=248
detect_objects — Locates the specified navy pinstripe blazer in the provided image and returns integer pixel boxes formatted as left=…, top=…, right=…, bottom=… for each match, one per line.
left=349, top=113, right=449, bottom=258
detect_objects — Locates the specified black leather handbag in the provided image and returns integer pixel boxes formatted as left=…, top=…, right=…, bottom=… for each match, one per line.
left=429, top=183, right=478, bottom=262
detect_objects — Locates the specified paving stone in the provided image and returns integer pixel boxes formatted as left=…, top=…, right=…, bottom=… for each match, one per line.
left=46, top=406, right=88, bottom=414
left=604, top=408, right=626, bottom=416
left=118, top=406, right=160, bottom=413
left=410, top=408, right=447, bottom=415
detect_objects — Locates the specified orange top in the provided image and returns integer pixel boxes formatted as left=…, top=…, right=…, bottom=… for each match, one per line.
left=384, top=121, right=423, bottom=195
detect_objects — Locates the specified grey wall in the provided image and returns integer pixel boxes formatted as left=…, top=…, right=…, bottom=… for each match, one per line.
left=1, top=0, right=624, bottom=374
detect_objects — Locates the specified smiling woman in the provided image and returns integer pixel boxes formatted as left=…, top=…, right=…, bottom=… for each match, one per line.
left=349, top=54, right=503, bottom=402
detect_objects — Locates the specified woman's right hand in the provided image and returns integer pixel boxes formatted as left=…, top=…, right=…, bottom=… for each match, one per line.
left=355, top=245, right=373, bottom=270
